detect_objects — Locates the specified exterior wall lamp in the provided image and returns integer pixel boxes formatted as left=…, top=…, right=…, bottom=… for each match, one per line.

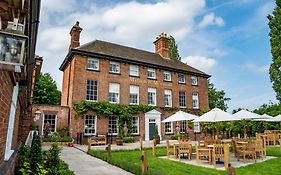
left=34, top=109, right=42, bottom=122
left=0, top=18, right=28, bottom=70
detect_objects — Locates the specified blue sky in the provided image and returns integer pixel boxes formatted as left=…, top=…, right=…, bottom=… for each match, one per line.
left=37, top=0, right=277, bottom=112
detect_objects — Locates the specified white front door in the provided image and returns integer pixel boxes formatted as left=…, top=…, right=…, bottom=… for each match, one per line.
left=144, top=109, right=161, bottom=141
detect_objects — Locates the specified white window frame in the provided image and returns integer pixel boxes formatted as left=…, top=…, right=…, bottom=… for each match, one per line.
left=87, top=57, right=99, bottom=70
left=178, top=73, right=185, bottom=83
left=132, top=116, right=139, bottom=135
left=147, top=68, right=156, bottom=79
left=163, top=71, right=172, bottom=81
left=148, top=88, right=157, bottom=106
left=4, top=83, right=18, bottom=161
left=164, top=90, right=172, bottom=107
left=42, top=114, right=57, bottom=133
left=192, top=93, right=199, bottom=109
left=129, top=64, right=139, bottom=76
left=129, top=85, right=139, bottom=105
left=108, top=116, right=118, bottom=135
left=84, top=115, right=97, bottom=136
left=86, top=80, right=98, bottom=101
left=165, top=122, right=173, bottom=134
left=180, top=121, right=187, bottom=133
left=191, top=76, right=198, bottom=86
left=109, top=61, right=120, bottom=74
left=179, top=91, right=186, bottom=108
left=109, top=83, right=120, bottom=103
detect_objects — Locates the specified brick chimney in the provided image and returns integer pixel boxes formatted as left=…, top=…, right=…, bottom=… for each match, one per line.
left=153, top=33, right=171, bottom=59
left=69, top=21, right=83, bottom=51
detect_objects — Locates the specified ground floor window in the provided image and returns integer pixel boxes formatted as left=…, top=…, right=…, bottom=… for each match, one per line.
left=165, top=122, right=173, bottom=134
left=108, top=116, right=118, bottom=135
left=43, top=114, right=56, bottom=132
left=132, top=116, right=139, bottom=135
left=180, top=121, right=187, bottom=133
left=84, top=115, right=97, bottom=135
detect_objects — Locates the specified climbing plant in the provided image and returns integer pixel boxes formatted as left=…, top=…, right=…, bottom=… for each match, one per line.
left=73, top=100, right=154, bottom=135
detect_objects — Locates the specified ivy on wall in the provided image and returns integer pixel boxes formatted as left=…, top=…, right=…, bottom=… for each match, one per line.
left=73, top=100, right=154, bottom=136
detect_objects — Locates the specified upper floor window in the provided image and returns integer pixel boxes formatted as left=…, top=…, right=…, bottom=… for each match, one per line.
left=148, top=88, right=156, bottom=106
left=109, top=61, right=120, bottom=73
left=179, top=91, right=186, bottom=108
left=87, top=58, right=99, bottom=70
left=109, top=83, right=120, bottom=103
left=164, top=71, right=171, bottom=81
left=129, top=85, right=139, bottom=105
left=132, top=116, right=139, bottom=135
left=84, top=115, right=97, bottom=136
left=191, top=76, right=198, bottom=85
left=192, top=93, right=199, bottom=109
left=86, top=80, right=98, bottom=101
left=130, top=64, right=139, bottom=76
left=147, top=68, right=156, bottom=79
left=108, top=116, right=118, bottom=135
left=164, top=90, right=172, bottom=107
left=178, top=73, right=185, bottom=83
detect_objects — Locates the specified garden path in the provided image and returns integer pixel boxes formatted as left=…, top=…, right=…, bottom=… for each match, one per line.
left=60, top=146, right=132, bottom=175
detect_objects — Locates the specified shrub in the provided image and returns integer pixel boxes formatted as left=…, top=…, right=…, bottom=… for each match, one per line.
left=30, top=132, right=43, bottom=174
left=57, top=126, right=69, bottom=137
left=123, top=136, right=135, bottom=143
left=42, top=136, right=72, bottom=142
left=171, top=134, right=187, bottom=140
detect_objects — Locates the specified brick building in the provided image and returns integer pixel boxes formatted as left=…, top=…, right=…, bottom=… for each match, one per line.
left=59, top=22, right=210, bottom=141
left=0, top=0, right=41, bottom=175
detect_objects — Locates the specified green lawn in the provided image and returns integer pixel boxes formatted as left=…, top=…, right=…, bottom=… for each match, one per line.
left=88, top=146, right=281, bottom=175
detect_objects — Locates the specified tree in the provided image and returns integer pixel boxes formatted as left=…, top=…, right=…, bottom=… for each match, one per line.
left=169, top=36, right=181, bottom=60
left=208, top=81, right=230, bottom=111
left=268, top=0, right=281, bottom=102
left=33, top=73, right=61, bottom=105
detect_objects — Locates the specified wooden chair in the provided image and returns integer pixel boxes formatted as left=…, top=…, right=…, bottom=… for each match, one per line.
left=237, top=141, right=256, bottom=162
left=212, top=144, right=224, bottom=167
left=196, top=144, right=211, bottom=163
left=255, top=139, right=265, bottom=159
left=166, top=140, right=174, bottom=159
left=266, top=133, right=275, bottom=145
left=178, top=141, right=192, bottom=160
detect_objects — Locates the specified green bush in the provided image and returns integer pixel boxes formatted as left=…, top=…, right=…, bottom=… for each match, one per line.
left=43, top=136, right=73, bottom=142
left=171, top=134, right=187, bottom=140
left=123, top=136, right=135, bottom=143
left=30, top=132, right=43, bottom=174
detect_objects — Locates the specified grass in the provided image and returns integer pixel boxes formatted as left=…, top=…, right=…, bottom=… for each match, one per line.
left=88, top=146, right=281, bottom=175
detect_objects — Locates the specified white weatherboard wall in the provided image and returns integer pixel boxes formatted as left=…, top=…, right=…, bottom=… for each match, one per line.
left=4, top=82, right=18, bottom=161
left=144, top=109, right=161, bottom=141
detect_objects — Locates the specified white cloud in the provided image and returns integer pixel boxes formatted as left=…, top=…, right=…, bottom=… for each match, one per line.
left=182, top=56, right=216, bottom=74
left=198, top=13, right=225, bottom=29
left=240, top=63, right=269, bottom=73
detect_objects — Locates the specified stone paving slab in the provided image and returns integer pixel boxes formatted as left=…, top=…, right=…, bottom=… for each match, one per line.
left=60, top=146, right=132, bottom=175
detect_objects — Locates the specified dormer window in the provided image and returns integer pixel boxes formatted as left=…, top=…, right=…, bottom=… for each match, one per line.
left=191, top=76, right=198, bottom=86
left=147, top=68, right=156, bottom=79
left=163, top=71, right=171, bottom=81
left=87, top=58, right=99, bottom=70
left=109, top=61, right=120, bottom=73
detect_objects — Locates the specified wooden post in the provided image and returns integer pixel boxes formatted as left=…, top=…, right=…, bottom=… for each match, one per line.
left=166, top=140, right=170, bottom=159
left=238, top=133, right=240, bottom=139
left=152, top=139, right=156, bottom=157
left=141, top=150, right=148, bottom=175
left=280, top=139, right=281, bottom=153
left=140, top=138, right=143, bottom=150
left=87, top=138, right=91, bottom=151
left=224, top=144, right=230, bottom=170
left=107, top=144, right=112, bottom=158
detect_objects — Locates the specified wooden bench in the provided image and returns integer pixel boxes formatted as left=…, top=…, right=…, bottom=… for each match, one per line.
left=88, top=135, right=107, bottom=150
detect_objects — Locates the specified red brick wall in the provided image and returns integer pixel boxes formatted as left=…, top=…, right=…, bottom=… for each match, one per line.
left=31, top=105, right=69, bottom=136
left=61, top=55, right=209, bottom=138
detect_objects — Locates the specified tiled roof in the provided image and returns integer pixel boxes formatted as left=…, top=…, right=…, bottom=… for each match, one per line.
left=60, top=40, right=210, bottom=77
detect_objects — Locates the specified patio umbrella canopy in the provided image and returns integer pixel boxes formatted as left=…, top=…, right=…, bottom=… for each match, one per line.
left=233, top=109, right=265, bottom=120
left=192, top=108, right=240, bottom=123
left=267, top=114, right=281, bottom=122
left=253, top=114, right=274, bottom=121
left=162, top=111, right=198, bottom=123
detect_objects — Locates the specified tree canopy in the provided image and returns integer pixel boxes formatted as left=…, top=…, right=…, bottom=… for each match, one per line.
left=268, top=0, right=281, bottom=102
left=168, top=36, right=181, bottom=60
left=33, top=73, right=61, bottom=105
left=208, top=81, right=230, bottom=111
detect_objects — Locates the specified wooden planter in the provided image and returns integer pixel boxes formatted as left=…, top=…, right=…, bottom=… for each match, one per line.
left=116, top=137, right=123, bottom=146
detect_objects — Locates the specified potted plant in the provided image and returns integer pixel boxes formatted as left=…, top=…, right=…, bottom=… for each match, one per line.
left=116, top=126, right=124, bottom=146
left=153, top=125, right=160, bottom=144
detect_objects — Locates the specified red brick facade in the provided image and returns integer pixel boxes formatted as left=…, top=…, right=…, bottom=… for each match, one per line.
left=59, top=23, right=210, bottom=141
